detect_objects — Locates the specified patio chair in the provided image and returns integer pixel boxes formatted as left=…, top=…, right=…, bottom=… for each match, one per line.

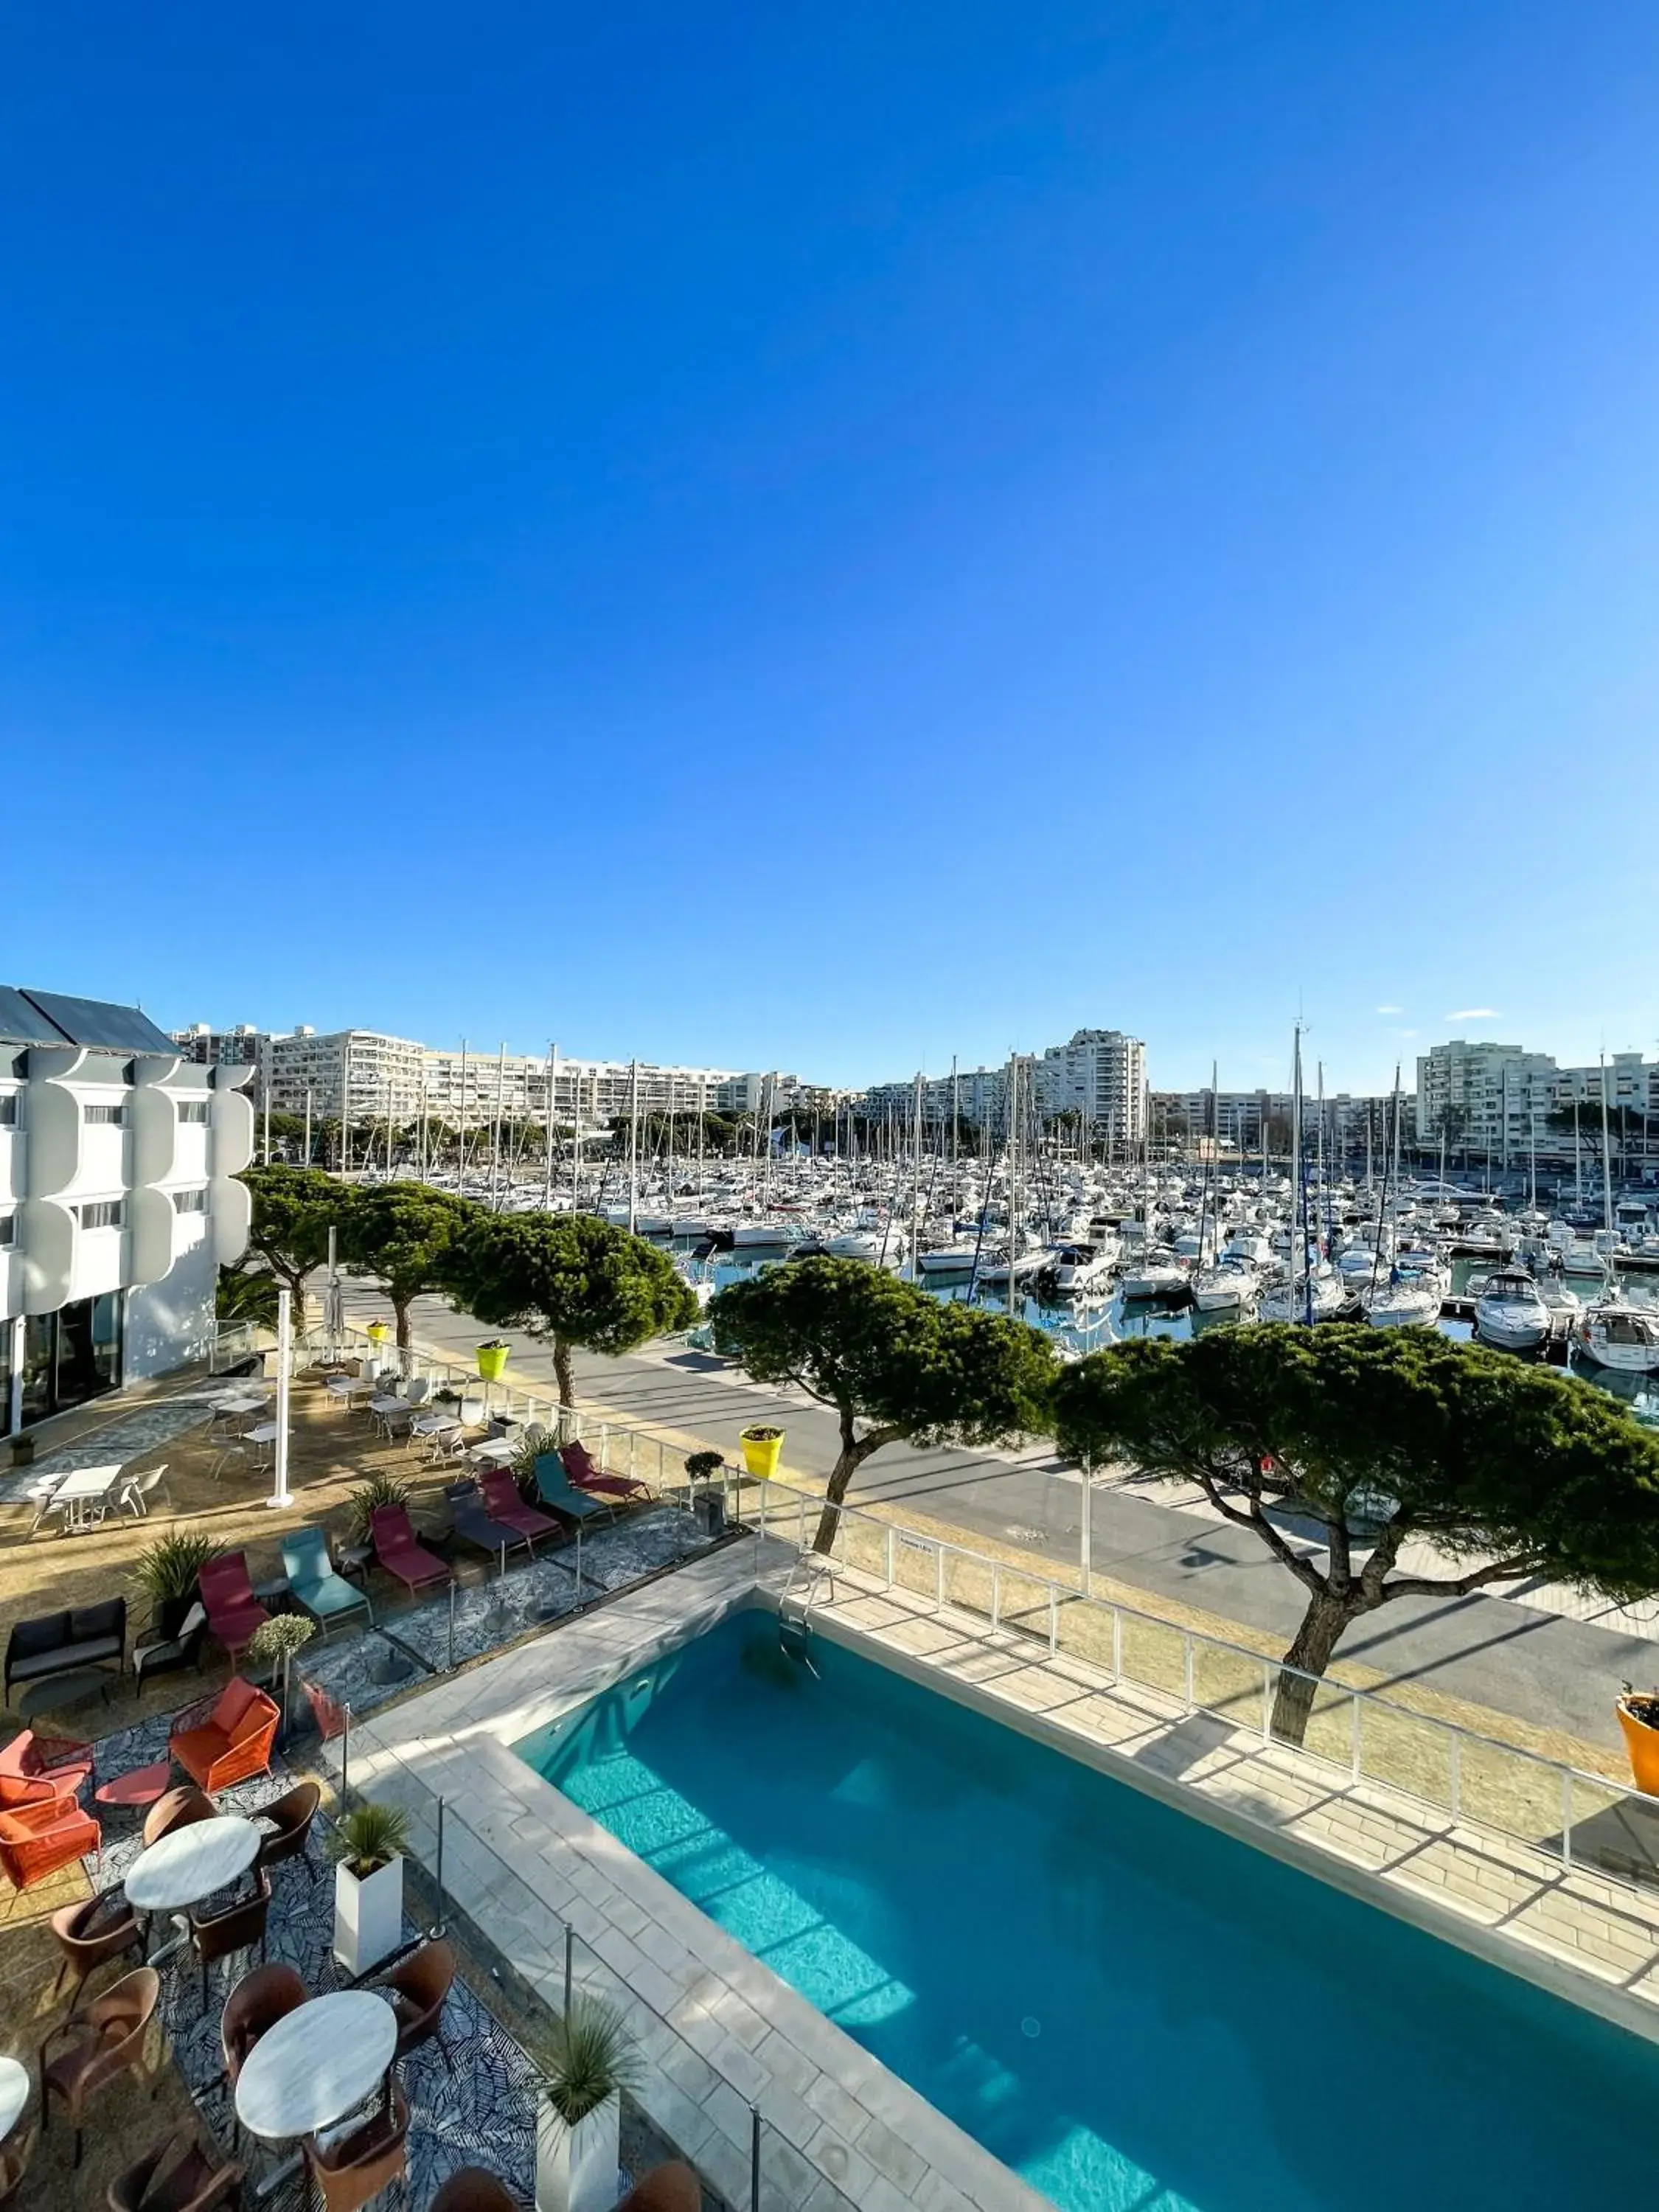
left=169, top=1678, right=280, bottom=1794
left=115, top=1465, right=174, bottom=1517
left=0, top=1794, right=100, bottom=1891
left=429, top=2171, right=518, bottom=2212
left=616, top=2164, right=701, bottom=2212
left=208, top=1437, right=251, bottom=1482
left=256, top=1780, right=321, bottom=1884
left=281, top=1526, right=374, bottom=1632
left=369, top=1504, right=451, bottom=1596
left=561, top=1437, right=650, bottom=1502
left=441, top=1481, right=530, bottom=1571
left=532, top=1453, right=613, bottom=1527
left=49, top=1891, right=145, bottom=2005
left=479, top=1467, right=561, bottom=1551
left=198, top=1552, right=271, bottom=1665
left=222, top=1961, right=305, bottom=2086
left=0, top=1728, right=92, bottom=1808
left=39, top=1965, right=160, bottom=2168
left=133, top=1601, right=209, bottom=1692
left=143, top=1785, right=215, bottom=1846
left=378, top=1936, right=456, bottom=2076
left=304, top=2080, right=408, bottom=2212
left=300, top=1674, right=348, bottom=1743
left=189, top=1865, right=271, bottom=2009
left=106, top=2126, right=243, bottom=2212
left=402, top=1377, right=431, bottom=1406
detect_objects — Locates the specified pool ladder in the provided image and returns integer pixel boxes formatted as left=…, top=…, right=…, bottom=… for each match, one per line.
left=778, top=1554, right=837, bottom=1673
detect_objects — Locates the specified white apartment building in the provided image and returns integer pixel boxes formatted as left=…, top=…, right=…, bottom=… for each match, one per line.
left=1034, top=1029, right=1147, bottom=1145
left=1414, top=1040, right=1559, bottom=1155
left=6, top=988, right=254, bottom=1435
left=174, top=1023, right=815, bottom=1135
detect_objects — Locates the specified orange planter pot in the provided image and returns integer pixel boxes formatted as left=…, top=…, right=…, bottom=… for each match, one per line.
left=1616, top=1700, right=1659, bottom=1793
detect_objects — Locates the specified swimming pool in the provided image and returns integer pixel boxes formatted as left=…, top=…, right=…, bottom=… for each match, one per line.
left=518, top=1607, right=1658, bottom=2212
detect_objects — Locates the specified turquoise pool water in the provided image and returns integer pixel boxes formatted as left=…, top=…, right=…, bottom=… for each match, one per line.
left=518, top=1610, right=1658, bottom=2212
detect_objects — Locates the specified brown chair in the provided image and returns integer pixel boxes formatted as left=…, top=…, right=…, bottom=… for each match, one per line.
left=616, top=2164, right=700, bottom=2212
left=48, top=1891, right=145, bottom=2005
left=143, top=1784, right=215, bottom=1846
left=428, top=2169, right=518, bottom=2212
left=221, top=1961, right=305, bottom=2084
left=0, top=2131, right=32, bottom=2211
left=188, top=1866, right=270, bottom=2009
left=304, top=2079, right=408, bottom=2212
left=256, top=1778, right=321, bottom=1883
left=382, top=1935, right=456, bottom=2076
left=106, top=2124, right=243, bottom=2212
left=39, top=1965, right=161, bottom=2168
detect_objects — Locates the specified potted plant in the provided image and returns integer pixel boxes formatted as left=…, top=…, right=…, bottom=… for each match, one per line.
left=345, top=1470, right=411, bottom=1545
left=684, top=1450, right=725, bottom=1483
left=532, top=1997, right=641, bottom=2212
left=131, top=1531, right=223, bottom=1641
left=365, top=1320, right=390, bottom=1346
left=1616, top=1683, right=1659, bottom=1792
left=329, top=1800, right=411, bottom=1976
left=476, top=1338, right=511, bottom=1382
left=246, top=1613, right=317, bottom=1745
left=739, top=1425, right=785, bottom=1481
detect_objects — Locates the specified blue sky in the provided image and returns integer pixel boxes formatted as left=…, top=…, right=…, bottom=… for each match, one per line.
left=4, top=2, right=1657, bottom=1093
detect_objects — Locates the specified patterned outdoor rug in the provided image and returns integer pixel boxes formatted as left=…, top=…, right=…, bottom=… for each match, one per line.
left=0, top=1397, right=218, bottom=1503
left=83, top=1707, right=539, bottom=2206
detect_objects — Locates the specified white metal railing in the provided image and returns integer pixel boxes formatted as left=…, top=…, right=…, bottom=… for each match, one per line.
left=746, top=1480, right=1659, bottom=1893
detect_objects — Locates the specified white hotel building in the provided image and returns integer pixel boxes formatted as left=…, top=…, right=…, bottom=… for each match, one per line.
left=3, top=988, right=254, bottom=1437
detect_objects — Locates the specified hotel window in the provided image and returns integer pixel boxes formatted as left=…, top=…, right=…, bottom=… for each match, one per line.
left=84, top=1102, right=125, bottom=1125
left=0, top=1213, right=14, bottom=1246
left=177, top=1100, right=211, bottom=1124
left=0, top=1093, right=15, bottom=1124
left=77, top=1199, right=125, bottom=1230
left=173, top=1188, right=208, bottom=1214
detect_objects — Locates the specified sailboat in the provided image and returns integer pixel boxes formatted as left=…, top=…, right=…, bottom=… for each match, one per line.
left=1574, top=1053, right=1659, bottom=1374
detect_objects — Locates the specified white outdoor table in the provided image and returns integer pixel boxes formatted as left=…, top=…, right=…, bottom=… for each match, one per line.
left=234, top=1990, right=398, bottom=2143
left=49, top=1466, right=123, bottom=1531
left=0, top=2056, right=28, bottom=2142
left=245, top=1422, right=280, bottom=1464
left=125, top=1815, right=262, bottom=1914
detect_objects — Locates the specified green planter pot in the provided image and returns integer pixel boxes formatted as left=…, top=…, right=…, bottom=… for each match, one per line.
left=476, top=1343, right=510, bottom=1382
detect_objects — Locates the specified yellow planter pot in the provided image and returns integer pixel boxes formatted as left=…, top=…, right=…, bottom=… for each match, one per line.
left=740, top=1430, right=784, bottom=1480
left=365, top=1323, right=389, bottom=1345
left=476, top=1344, right=510, bottom=1382
left=1617, top=1700, right=1659, bottom=1793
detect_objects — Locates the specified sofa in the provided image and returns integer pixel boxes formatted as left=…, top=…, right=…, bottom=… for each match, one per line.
left=4, top=1601, right=126, bottom=1703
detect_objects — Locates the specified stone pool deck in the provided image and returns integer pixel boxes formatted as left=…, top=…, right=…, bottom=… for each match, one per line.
left=347, top=1536, right=1659, bottom=2212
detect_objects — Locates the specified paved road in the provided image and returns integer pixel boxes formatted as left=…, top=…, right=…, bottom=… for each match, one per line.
left=336, top=1284, right=1653, bottom=1753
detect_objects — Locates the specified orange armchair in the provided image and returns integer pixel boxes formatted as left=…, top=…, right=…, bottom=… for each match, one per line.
left=169, top=1678, right=279, bottom=1794
left=0, top=1793, right=100, bottom=1890
left=0, top=1729, right=91, bottom=1809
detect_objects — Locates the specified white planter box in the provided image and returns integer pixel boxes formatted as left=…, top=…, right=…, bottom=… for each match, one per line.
left=333, top=1854, right=403, bottom=1978
left=535, top=2090, right=619, bottom=2212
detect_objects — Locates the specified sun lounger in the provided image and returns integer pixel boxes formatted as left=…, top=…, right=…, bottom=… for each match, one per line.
left=370, top=1504, right=452, bottom=1595
left=532, top=1453, right=615, bottom=1526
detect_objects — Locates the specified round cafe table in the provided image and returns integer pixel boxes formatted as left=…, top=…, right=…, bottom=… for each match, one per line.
left=0, top=2056, right=29, bottom=2143
left=234, top=1991, right=398, bottom=2143
left=124, top=1815, right=262, bottom=1913
left=94, top=1759, right=174, bottom=1812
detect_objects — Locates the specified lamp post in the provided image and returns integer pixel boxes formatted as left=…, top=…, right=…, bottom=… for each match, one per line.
left=268, top=1286, right=293, bottom=1510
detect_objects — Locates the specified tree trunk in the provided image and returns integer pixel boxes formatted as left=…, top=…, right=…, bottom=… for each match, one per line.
left=552, top=1337, right=576, bottom=1412
left=393, top=1297, right=412, bottom=1377
left=810, top=1444, right=863, bottom=1557
left=1269, top=1592, right=1355, bottom=1746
